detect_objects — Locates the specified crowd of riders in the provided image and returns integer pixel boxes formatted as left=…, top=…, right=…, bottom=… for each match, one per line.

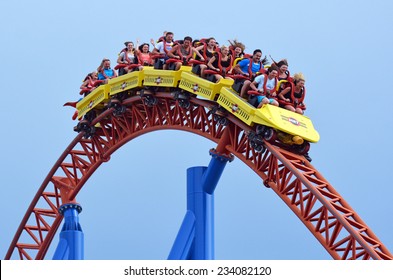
left=79, top=31, right=307, bottom=115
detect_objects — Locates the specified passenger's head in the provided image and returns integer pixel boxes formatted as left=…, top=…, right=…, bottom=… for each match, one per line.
left=267, top=65, right=279, bottom=77
left=90, top=71, right=98, bottom=79
left=234, top=46, right=243, bottom=57
left=252, top=49, right=262, bottom=62
left=220, top=45, right=230, bottom=55
left=192, top=39, right=202, bottom=47
left=165, top=32, right=174, bottom=42
left=228, top=39, right=245, bottom=57
left=183, top=36, right=192, bottom=47
left=85, top=71, right=97, bottom=81
left=139, top=43, right=150, bottom=53
left=293, top=72, right=305, bottom=86
left=124, top=41, right=134, bottom=50
left=276, top=59, right=288, bottom=72
left=207, top=37, right=217, bottom=48
left=102, top=58, right=111, bottom=68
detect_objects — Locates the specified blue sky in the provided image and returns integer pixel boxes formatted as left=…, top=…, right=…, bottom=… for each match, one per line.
left=0, top=0, right=392, bottom=260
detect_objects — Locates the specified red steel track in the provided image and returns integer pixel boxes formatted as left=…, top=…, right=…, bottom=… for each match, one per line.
left=5, top=92, right=393, bottom=260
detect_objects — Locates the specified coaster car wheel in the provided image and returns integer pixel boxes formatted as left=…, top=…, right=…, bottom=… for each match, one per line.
left=263, top=127, right=277, bottom=142
left=83, top=125, right=96, bottom=139
left=107, top=99, right=126, bottom=117
left=178, top=99, right=190, bottom=109
left=113, top=105, right=127, bottom=117
left=173, top=91, right=191, bottom=109
left=140, top=89, right=158, bottom=107
left=74, top=120, right=96, bottom=139
left=294, top=141, right=310, bottom=155
left=74, top=120, right=89, bottom=133
left=218, top=117, right=228, bottom=126
left=255, top=125, right=267, bottom=136
left=250, top=141, right=266, bottom=153
left=144, top=95, right=158, bottom=107
left=248, top=131, right=266, bottom=153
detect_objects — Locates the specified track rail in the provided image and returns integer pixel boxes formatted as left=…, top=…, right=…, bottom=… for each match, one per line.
left=5, top=92, right=392, bottom=260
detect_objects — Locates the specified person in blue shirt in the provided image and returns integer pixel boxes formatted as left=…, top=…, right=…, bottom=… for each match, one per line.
left=233, top=49, right=267, bottom=98
left=234, top=49, right=263, bottom=77
left=97, top=58, right=117, bottom=82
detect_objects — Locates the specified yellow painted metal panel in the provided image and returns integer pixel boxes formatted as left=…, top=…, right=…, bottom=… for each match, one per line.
left=254, top=105, right=320, bottom=143
left=179, top=72, right=234, bottom=101
left=143, top=68, right=182, bottom=87
left=108, top=71, right=144, bottom=96
left=76, top=85, right=109, bottom=118
left=217, top=87, right=256, bottom=126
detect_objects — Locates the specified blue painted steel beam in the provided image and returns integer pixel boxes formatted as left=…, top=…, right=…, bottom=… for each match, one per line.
left=187, top=166, right=214, bottom=259
left=168, top=149, right=233, bottom=260
left=52, top=203, right=84, bottom=260
left=167, top=210, right=196, bottom=260
left=202, top=149, right=234, bottom=194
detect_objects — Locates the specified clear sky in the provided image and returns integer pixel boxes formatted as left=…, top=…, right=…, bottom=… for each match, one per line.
left=0, top=0, right=392, bottom=260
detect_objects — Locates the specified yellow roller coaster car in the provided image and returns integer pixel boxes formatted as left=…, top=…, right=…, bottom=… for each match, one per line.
left=218, top=87, right=319, bottom=143
left=73, top=64, right=319, bottom=155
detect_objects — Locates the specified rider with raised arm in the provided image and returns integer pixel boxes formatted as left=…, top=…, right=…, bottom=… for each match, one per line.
left=117, top=41, right=142, bottom=74
left=151, top=31, right=174, bottom=69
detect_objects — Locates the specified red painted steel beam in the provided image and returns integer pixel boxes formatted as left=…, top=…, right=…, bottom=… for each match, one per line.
left=5, top=93, right=392, bottom=260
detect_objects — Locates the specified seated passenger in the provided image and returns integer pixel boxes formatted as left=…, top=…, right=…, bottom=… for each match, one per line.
left=278, top=72, right=306, bottom=114
left=275, top=59, right=291, bottom=81
left=228, top=39, right=245, bottom=59
left=206, top=45, right=233, bottom=82
left=248, top=65, right=279, bottom=108
left=135, top=42, right=153, bottom=66
left=117, top=41, right=141, bottom=74
left=270, top=58, right=292, bottom=93
left=151, top=31, right=175, bottom=69
left=80, top=71, right=100, bottom=96
left=167, top=36, right=194, bottom=70
left=97, top=58, right=117, bottom=82
left=233, top=49, right=268, bottom=98
left=194, top=37, right=218, bottom=77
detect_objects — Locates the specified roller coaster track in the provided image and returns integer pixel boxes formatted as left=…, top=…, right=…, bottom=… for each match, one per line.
left=5, top=92, right=393, bottom=260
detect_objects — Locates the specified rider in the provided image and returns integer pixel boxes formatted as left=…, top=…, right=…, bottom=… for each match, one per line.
left=167, top=36, right=194, bottom=70
left=278, top=72, right=307, bottom=114
left=117, top=41, right=141, bottom=74
left=151, top=31, right=175, bottom=69
left=97, top=58, right=117, bottom=82
left=135, top=42, right=153, bottom=66
left=248, top=65, right=279, bottom=108
left=206, top=45, right=233, bottom=82
left=80, top=71, right=100, bottom=96
left=233, top=49, right=268, bottom=98
left=194, top=37, right=218, bottom=78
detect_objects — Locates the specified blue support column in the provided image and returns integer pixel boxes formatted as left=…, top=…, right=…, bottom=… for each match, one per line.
left=167, top=210, right=196, bottom=260
left=52, top=203, right=84, bottom=260
left=202, top=149, right=234, bottom=194
left=187, top=166, right=214, bottom=260
left=168, top=149, right=233, bottom=260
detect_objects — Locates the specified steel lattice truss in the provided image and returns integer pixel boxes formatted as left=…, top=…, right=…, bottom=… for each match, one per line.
left=5, top=93, right=392, bottom=260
